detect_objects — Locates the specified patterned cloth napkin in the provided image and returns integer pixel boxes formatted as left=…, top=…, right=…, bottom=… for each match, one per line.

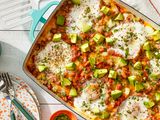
left=122, top=0, right=160, bottom=25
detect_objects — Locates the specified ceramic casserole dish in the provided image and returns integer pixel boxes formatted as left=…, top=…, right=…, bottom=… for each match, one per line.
left=23, top=0, right=160, bottom=119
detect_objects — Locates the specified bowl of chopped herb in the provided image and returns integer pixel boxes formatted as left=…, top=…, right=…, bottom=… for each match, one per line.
left=50, top=110, right=77, bottom=120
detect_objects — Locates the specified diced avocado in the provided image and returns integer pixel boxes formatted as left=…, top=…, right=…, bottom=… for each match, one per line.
left=108, top=70, right=117, bottom=79
left=149, top=30, right=160, bottom=41
left=100, top=6, right=110, bottom=15
left=107, top=19, right=116, bottom=28
left=37, top=65, right=48, bottom=72
left=69, top=34, right=77, bottom=43
left=111, top=90, right=122, bottom=100
left=56, top=15, right=65, bottom=26
left=155, top=92, right=160, bottom=102
left=69, top=87, right=77, bottom=97
left=100, top=111, right=110, bottom=119
left=88, top=56, right=96, bottom=68
left=92, top=107, right=100, bottom=114
left=155, top=52, right=160, bottom=59
left=114, top=13, right=124, bottom=21
left=146, top=51, right=152, bottom=59
left=94, top=69, right=108, bottom=78
left=135, top=82, right=144, bottom=92
left=80, top=22, right=92, bottom=33
left=93, top=33, right=105, bottom=44
left=65, top=62, right=76, bottom=71
left=134, top=62, right=142, bottom=70
left=133, top=17, right=140, bottom=22
left=53, top=34, right=61, bottom=42
left=143, top=42, right=150, bottom=51
left=149, top=73, right=160, bottom=80
left=124, top=88, right=130, bottom=96
left=144, top=101, right=155, bottom=108
left=81, top=43, right=90, bottom=52
left=116, top=57, right=127, bottom=67
left=71, top=0, right=80, bottom=4
left=61, top=78, right=71, bottom=86
left=106, top=37, right=115, bottom=45
left=128, top=76, right=136, bottom=86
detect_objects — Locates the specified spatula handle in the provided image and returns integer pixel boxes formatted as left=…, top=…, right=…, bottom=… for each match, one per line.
left=12, top=98, right=35, bottom=120
left=29, top=1, right=59, bottom=42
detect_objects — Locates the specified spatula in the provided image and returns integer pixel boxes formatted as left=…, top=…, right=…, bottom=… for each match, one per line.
left=0, top=0, right=39, bottom=29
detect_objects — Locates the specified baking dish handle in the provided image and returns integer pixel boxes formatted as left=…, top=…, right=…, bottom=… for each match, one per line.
left=29, top=1, right=59, bottom=42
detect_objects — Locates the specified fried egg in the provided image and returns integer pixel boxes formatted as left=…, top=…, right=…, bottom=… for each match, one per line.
left=35, top=41, right=72, bottom=74
left=74, top=81, right=108, bottom=117
left=118, top=96, right=149, bottom=120
left=108, top=22, right=147, bottom=59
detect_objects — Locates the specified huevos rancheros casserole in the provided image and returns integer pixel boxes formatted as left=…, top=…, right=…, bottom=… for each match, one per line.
left=26, top=0, right=160, bottom=119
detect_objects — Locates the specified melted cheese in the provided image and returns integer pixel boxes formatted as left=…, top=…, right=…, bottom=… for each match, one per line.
left=118, top=96, right=149, bottom=120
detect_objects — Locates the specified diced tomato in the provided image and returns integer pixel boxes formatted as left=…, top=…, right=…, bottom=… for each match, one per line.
left=143, top=70, right=149, bottom=78
left=76, top=51, right=81, bottom=57
left=116, top=84, right=122, bottom=90
left=96, top=62, right=104, bottom=68
left=115, top=100, right=121, bottom=107
left=74, top=73, right=80, bottom=81
left=68, top=72, right=75, bottom=78
left=84, top=72, right=92, bottom=79
left=71, top=45, right=79, bottom=51
left=99, top=47, right=105, bottom=52
left=80, top=71, right=85, bottom=78
left=82, top=53, right=88, bottom=63
left=108, top=79, right=114, bottom=85
left=121, top=67, right=129, bottom=78
left=47, top=84, right=52, bottom=90
left=84, top=61, right=90, bottom=67
left=90, top=39, right=95, bottom=46
left=115, top=96, right=125, bottom=107
left=67, top=96, right=72, bottom=100
left=72, top=56, right=77, bottom=62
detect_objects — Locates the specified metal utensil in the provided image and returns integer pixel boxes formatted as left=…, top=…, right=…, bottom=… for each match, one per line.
left=0, top=74, right=16, bottom=120
left=0, top=73, right=35, bottom=120
left=0, top=0, right=39, bottom=29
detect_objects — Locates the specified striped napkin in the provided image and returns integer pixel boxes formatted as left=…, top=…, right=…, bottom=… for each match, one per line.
left=121, top=0, right=160, bottom=25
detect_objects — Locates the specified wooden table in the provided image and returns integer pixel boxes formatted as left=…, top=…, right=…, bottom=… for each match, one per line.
left=0, top=0, right=159, bottom=120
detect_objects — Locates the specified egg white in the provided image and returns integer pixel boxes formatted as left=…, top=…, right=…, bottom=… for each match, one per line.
left=150, top=58, right=160, bottom=74
left=118, top=96, right=149, bottom=120
left=108, top=22, right=147, bottom=59
left=74, top=82, right=108, bottom=117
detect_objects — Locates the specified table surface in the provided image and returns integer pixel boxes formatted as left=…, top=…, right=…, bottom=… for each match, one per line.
left=0, top=0, right=159, bottom=120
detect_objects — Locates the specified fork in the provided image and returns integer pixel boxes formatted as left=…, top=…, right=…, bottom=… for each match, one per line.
left=1, top=73, right=35, bottom=120
left=0, top=75, right=16, bottom=120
